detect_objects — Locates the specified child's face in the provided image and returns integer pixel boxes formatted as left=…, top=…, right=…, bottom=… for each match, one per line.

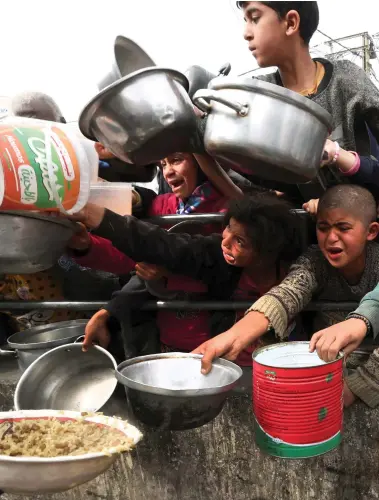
left=241, top=2, right=296, bottom=68
left=221, top=218, right=255, bottom=267
left=316, top=208, right=379, bottom=271
left=160, top=153, right=198, bottom=200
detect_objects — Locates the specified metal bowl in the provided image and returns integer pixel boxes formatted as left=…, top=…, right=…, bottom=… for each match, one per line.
left=0, top=211, right=77, bottom=274
left=79, top=67, right=196, bottom=166
left=116, top=353, right=242, bottom=430
left=98, top=35, right=155, bottom=90
left=14, top=344, right=117, bottom=412
left=0, top=410, right=142, bottom=494
left=0, top=320, right=88, bottom=372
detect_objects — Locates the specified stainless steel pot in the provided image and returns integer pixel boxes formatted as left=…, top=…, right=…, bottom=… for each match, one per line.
left=14, top=343, right=117, bottom=412
left=0, top=211, right=77, bottom=274
left=0, top=320, right=87, bottom=372
left=98, top=35, right=155, bottom=90
left=193, top=77, right=332, bottom=184
left=116, top=353, right=242, bottom=430
left=79, top=67, right=197, bottom=165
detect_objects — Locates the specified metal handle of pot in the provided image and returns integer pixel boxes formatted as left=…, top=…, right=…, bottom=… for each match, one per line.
left=74, top=335, right=85, bottom=343
left=193, top=89, right=249, bottom=116
left=0, top=347, right=16, bottom=357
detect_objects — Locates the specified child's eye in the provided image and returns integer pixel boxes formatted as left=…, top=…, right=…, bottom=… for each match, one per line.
left=237, top=238, right=244, bottom=246
left=252, top=17, right=260, bottom=24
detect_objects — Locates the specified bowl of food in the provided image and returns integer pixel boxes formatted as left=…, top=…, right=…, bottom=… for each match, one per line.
left=116, top=353, right=242, bottom=430
left=0, top=410, right=142, bottom=494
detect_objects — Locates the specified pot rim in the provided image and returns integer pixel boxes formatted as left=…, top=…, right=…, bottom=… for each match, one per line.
left=0, top=210, right=77, bottom=231
left=208, top=76, right=332, bottom=130
left=7, top=320, right=88, bottom=351
left=252, top=341, right=343, bottom=368
left=79, top=67, right=190, bottom=141
left=14, top=343, right=118, bottom=412
left=116, top=352, right=243, bottom=397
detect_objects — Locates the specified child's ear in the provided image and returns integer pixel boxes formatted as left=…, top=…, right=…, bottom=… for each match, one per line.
left=285, top=10, right=301, bottom=38
left=367, top=222, right=379, bottom=241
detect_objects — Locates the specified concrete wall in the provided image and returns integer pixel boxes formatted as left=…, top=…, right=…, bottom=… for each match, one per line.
left=1, top=360, right=379, bottom=500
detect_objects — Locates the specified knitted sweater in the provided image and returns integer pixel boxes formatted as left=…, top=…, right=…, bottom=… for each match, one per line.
left=248, top=243, right=379, bottom=408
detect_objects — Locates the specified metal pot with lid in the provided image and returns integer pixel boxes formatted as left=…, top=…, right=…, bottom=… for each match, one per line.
left=193, top=77, right=332, bottom=184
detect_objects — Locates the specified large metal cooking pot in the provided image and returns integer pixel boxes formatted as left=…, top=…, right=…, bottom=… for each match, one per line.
left=193, top=77, right=332, bottom=184
left=0, top=320, right=87, bottom=372
left=15, top=343, right=117, bottom=412
left=79, top=67, right=197, bottom=166
left=98, top=35, right=155, bottom=90
left=0, top=211, right=77, bottom=274
left=116, top=353, right=242, bottom=430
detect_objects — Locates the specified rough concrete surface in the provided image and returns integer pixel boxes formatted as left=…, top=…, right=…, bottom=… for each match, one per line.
left=1, top=361, right=379, bottom=500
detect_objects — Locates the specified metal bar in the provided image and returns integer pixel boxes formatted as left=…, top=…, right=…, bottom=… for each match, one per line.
left=0, top=301, right=359, bottom=312
left=144, top=210, right=309, bottom=227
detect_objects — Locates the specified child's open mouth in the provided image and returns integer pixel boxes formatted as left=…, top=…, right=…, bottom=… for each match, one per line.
left=223, top=252, right=236, bottom=264
left=169, top=179, right=184, bottom=191
left=326, top=247, right=343, bottom=260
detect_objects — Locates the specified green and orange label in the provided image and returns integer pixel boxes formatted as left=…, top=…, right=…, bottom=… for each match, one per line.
left=0, top=124, right=80, bottom=211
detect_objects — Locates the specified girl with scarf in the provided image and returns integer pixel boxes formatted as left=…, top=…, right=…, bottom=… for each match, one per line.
left=70, top=153, right=233, bottom=356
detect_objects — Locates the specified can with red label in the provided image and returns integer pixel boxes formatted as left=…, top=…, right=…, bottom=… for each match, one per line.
left=253, top=341, right=343, bottom=458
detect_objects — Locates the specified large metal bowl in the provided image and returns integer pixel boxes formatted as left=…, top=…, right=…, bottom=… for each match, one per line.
left=14, top=344, right=117, bottom=412
left=0, top=211, right=77, bottom=274
left=98, top=35, right=155, bottom=90
left=116, top=353, right=242, bottom=430
left=79, top=67, right=196, bottom=165
left=0, top=320, right=87, bottom=372
left=0, top=410, right=142, bottom=494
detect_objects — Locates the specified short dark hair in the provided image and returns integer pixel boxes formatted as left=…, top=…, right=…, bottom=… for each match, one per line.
left=237, top=1, right=319, bottom=44
left=224, top=192, right=303, bottom=263
left=318, top=185, right=377, bottom=226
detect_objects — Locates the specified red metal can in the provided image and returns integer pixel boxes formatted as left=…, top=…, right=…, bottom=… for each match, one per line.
left=253, top=341, right=343, bottom=458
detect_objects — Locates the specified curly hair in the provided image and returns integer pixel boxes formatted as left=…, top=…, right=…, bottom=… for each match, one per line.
left=224, top=192, right=304, bottom=263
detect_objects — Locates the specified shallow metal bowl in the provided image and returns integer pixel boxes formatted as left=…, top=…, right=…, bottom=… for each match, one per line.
left=15, top=344, right=117, bottom=412
left=0, top=410, right=142, bottom=494
left=116, top=353, right=242, bottom=430
left=98, top=35, right=155, bottom=90
left=0, top=211, right=77, bottom=273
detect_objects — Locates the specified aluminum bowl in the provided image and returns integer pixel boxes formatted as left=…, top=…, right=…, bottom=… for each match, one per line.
left=0, top=211, right=77, bottom=274
left=15, top=344, right=117, bottom=412
left=79, top=67, right=196, bottom=166
left=116, top=353, right=242, bottom=430
left=0, top=410, right=142, bottom=494
left=98, top=35, right=155, bottom=90
left=0, top=320, right=87, bottom=372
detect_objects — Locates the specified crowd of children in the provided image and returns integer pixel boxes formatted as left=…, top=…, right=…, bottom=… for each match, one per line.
left=3, top=1, right=379, bottom=412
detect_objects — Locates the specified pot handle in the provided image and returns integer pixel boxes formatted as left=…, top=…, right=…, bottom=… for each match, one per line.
left=74, top=336, right=85, bottom=343
left=0, top=347, right=16, bottom=357
left=193, top=89, right=249, bottom=116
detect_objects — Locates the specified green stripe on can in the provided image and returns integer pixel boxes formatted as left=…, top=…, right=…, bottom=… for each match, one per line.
left=254, top=418, right=342, bottom=458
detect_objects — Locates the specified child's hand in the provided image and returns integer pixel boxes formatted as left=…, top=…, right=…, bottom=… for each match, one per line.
left=82, top=309, right=111, bottom=352
left=94, top=142, right=115, bottom=160
left=302, top=198, right=319, bottom=216
left=310, top=318, right=368, bottom=362
left=68, top=203, right=105, bottom=229
left=135, top=262, right=167, bottom=281
left=67, top=223, right=91, bottom=251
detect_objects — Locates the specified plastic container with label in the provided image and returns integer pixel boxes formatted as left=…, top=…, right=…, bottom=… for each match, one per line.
left=89, top=182, right=132, bottom=216
left=0, top=117, right=99, bottom=214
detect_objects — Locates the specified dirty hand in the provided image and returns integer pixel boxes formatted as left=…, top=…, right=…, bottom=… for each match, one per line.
left=135, top=262, right=167, bottom=281
left=82, top=309, right=111, bottom=352
left=95, top=142, right=115, bottom=160
left=68, top=203, right=105, bottom=229
left=67, top=222, right=91, bottom=251
left=320, top=139, right=337, bottom=167
left=343, top=382, right=357, bottom=407
left=302, top=198, right=319, bottom=216
left=309, top=318, right=367, bottom=362
left=192, top=330, right=245, bottom=375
